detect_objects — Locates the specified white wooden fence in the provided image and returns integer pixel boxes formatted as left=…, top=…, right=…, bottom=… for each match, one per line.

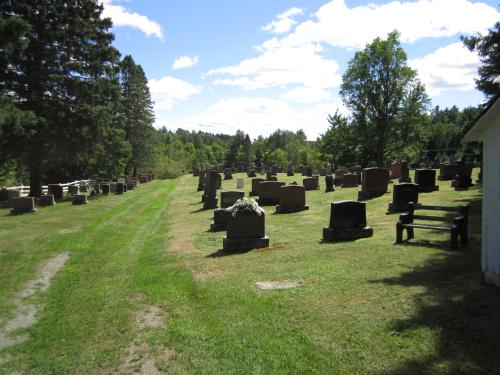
left=5, top=179, right=93, bottom=197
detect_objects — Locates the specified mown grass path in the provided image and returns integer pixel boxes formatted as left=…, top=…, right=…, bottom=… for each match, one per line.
left=1, top=173, right=500, bottom=374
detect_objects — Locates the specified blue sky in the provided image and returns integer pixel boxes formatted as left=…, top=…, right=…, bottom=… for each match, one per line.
left=102, top=0, right=500, bottom=139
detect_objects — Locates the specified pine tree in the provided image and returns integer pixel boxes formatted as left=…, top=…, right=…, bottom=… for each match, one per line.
left=0, top=0, right=129, bottom=195
left=119, top=55, right=156, bottom=176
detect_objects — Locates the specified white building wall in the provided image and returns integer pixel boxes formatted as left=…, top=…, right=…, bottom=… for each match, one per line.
left=482, top=118, right=500, bottom=287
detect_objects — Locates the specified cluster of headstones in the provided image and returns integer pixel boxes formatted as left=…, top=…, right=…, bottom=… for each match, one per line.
left=2, top=173, right=155, bottom=215
left=195, top=160, right=461, bottom=250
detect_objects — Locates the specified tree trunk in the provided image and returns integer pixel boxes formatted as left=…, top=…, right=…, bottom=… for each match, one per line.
left=29, top=162, right=43, bottom=197
left=376, top=130, right=385, bottom=167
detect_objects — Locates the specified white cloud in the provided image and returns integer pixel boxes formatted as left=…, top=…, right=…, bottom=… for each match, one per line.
left=410, top=42, right=480, bottom=96
left=262, top=7, right=304, bottom=34
left=101, top=0, right=163, bottom=40
left=280, top=86, right=333, bottom=104
left=162, top=97, right=348, bottom=140
left=208, top=42, right=341, bottom=95
left=280, top=0, right=499, bottom=49
left=172, top=55, right=199, bottom=70
left=148, top=76, right=201, bottom=111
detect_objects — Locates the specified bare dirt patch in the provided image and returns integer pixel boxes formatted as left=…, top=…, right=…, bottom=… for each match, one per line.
left=256, top=281, right=304, bottom=290
left=169, top=237, right=195, bottom=254
left=0, top=252, right=69, bottom=351
left=118, top=305, right=175, bottom=374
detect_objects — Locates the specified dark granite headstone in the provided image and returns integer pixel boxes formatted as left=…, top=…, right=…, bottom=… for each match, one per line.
left=415, top=169, right=439, bottom=192
left=390, top=162, right=402, bottom=179
left=48, top=184, right=64, bottom=200
left=451, top=159, right=473, bottom=189
left=250, top=178, right=264, bottom=196
left=203, top=170, right=219, bottom=209
left=323, top=200, right=373, bottom=241
left=342, top=173, right=358, bottom=188
left=116, top=182, right=126, bottom=194
left=210, top=191, right=245, bottom=231
left=439, top=163, right=458, bottom=181
left=10, top=197, right=37, bottom=214
left=388, top=183, right=419, bottom=212
left=68, top=185, right=79, bottom=195
left=40, top=194, right=56, bottom=207
left=399, top=161, right=411, bottom=183
left=101, top=183, right=110, bottom=194
left=247, top=169, right=256, bottom=178
left=258, top=181, right=285, bottom=205
left=223, top=212, right=269, bottom=251
left=358, top=168, right=389, bottom=200
left=72, top=194, right=88, bottom=205
left=334, top=170, right=345, bottom=186
left=325, top=175, right=335, bottom=192
left=276, top=185, right=309, bottom=213
left=303, top=177, right=319, bottom=191
left=197, top=171, right=205, bottom=191
left=224, top=168, right=233, bottom=180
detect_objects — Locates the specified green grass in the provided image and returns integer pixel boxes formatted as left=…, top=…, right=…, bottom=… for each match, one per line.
left=1, top=171, right=499, bottom=374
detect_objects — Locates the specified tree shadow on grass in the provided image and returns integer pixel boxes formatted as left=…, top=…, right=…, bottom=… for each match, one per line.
left=373, top=196, right=500, bottom=374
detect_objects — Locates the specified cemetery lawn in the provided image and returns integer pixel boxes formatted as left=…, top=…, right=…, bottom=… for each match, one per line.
left=1, top=171, right=499, bottom=374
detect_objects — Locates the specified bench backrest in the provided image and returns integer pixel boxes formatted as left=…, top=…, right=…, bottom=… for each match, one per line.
left=407, top=202, right=469, bottom=224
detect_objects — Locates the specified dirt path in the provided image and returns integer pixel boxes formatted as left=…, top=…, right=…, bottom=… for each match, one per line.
left=0, top=252, right=69, bottom=351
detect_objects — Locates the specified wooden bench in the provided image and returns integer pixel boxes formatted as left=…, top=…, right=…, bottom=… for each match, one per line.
left=396, top=202, right=469, bottom=249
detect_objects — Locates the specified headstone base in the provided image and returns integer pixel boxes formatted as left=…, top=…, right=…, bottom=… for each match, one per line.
left=40, top=195, right=56, bottom=207
left=287, top=172, right=294, bottom=176
left=357, top=191, right=386, bottom=200
left=275, top=204, right=309, bottom=213
left=325, top=187, right=335, bottom=192
left=224, top=176, right=233, bottom=180
left=304, top=186, right=320, bottom=191
left=11, top=207, right=37, bottom=215
left=452, top=178, right=472, bottom=190
left=341, top=183, right=358, bottom=188
left=203, top=197, right=218, bottom=209
left=223, top=236, right=270, bottom=251
left=72, top=195, right=88, bottom=205
left=322, top=226, right=373, bottom=242
left=399, top=177, right=412, bottom=183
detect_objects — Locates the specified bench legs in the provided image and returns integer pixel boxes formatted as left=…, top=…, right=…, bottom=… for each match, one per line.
left=450, top=225, right=458, bottom=250
left=396, top=222, right=414, bottom=243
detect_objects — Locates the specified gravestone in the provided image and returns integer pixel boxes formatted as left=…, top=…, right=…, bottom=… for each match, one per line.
left=358, top=168, right=389, bottom=200
left=79, top=183, right=88, bottom=193
left=266, top=172, right=277, bottom=181
left=414, top=169, right=439, bottom=192
left=68, top=185, right=79, bottom=195
left=210, top=191, right=245, bottom=231
left=139, top=175, right=148, bottom=183
left=334, top=170, right=345, bottom=186
left=203, top=170, right=219, bottom=209
left=10, top=197, right=36, bottom=214
left=223, top=210, right=269, bottom=251
left=272, top=165, right=278, bottom=175
left=116, top=182, right=126, bottom=194
left=303, top=177, right=319, bottom=191
left=452, top=159, right=473, bottom=189
left=236, top=178, right=244, bottom=189
left=197, top=171, right=205, bottom=191
left=0, top=189, right=7, bottom=202
left=353, top=165, right=362, bottom=184
left=224, top=168, right=233, bottom=180
left=109, top=182, right=117, bottom=193
left=276, top=184, right=309, bottom=213
left=387, top=183, right=420, bottom=212
left=72, top=194, right=88, bottom=205
left=101, top=183, right=110, bottom=194
left=40, top=194, right=56, bottom=207
left=216, top=173, right=222, bottom=189
left=250, top=178, right=264, bottom=196
left=323, top=200, right=373, bottom=242
left=342, top=173, right=358, bottom=188
left=325, top=175, right=335, bottom=192
left=439, top=163, right=458, bottom=181
left=48, top=184, right=64, bottom=200
left=399, top=161, right=411, bottom=183
left=258, top=181, right=285, bottom=205
left=320, top=168, right=326, bottom=176
left=247, top=169, right=256, bottom=178
left=287, top=165, right=294, bottom=176
left=192, top=167, right=200, bottom=177
left=306, top=166, right=313, bottom=177
left=390, top=162, right=402, bottom=179
left=7, top=190, right=22, bottom=208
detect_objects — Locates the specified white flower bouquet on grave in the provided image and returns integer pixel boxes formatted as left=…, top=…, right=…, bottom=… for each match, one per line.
left=226, top=198, right=265, bottom=217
